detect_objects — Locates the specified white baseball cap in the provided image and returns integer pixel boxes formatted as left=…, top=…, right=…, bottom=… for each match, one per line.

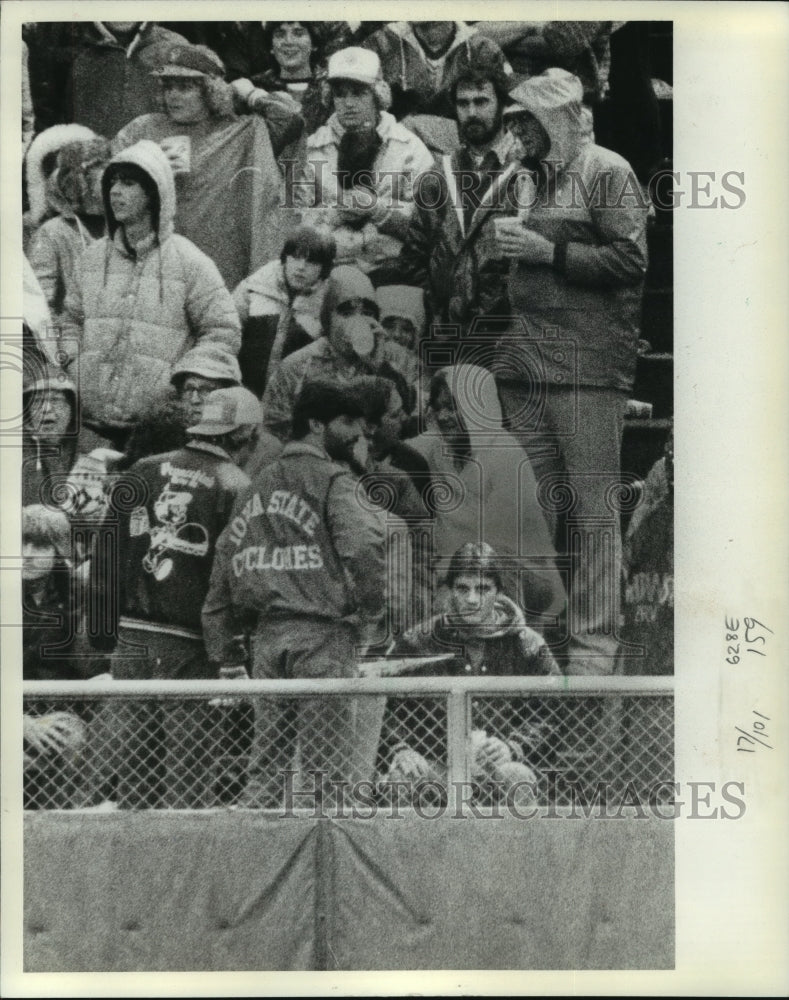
left=327, top=47, right=383, bottom=88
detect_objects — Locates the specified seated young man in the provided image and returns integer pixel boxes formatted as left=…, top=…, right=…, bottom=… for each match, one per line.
left=377, top=542, right=561, bottom=807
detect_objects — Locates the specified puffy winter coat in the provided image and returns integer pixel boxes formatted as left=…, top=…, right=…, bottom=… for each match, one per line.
left=504, top=70, right=648, bottom=393
left=61, top=141, right=240, bottom=433
left=27, top=133, right=110, bottom=321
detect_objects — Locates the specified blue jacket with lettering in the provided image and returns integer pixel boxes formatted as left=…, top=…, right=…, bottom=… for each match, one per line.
left=202, top=441, right=387, bottom=663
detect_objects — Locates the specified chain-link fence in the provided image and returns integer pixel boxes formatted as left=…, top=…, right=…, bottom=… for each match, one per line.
left=22, top=677, right=673, bottom=813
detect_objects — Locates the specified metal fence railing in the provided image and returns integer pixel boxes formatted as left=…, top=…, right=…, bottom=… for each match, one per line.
left=22, top=677, right=673, bottom=813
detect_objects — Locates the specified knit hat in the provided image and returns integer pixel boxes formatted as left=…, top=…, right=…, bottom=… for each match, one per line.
left=319, top=264, right=379, bottom=332
left=376, top=285, right=426, bottom=335
left=151, top=43, right=225, bottom=79
left=327, top=47, right=391, bottom=108
left=170, top=344, right=242, bottom=389
left=186, top=386, right=262, bottom=436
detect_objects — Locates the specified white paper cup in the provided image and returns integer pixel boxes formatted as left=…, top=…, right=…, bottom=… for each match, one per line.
left=159, top=135, right=191, bottom=175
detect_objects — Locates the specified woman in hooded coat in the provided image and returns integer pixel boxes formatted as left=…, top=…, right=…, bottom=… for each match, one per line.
left=27, top=134, right=111, bottom=323
left=407, top=363, right=566, bottom=628
left=60, top=139, right=240, bottom=452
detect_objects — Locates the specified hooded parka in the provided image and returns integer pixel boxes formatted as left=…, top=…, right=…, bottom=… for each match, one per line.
left=61, top=140, right=240, bottom=436
left=409, top=364, right=566, bottom=622
left=502, top=69, right=648, bottom=393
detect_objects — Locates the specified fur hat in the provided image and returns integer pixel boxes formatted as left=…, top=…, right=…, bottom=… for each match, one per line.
left=292, top=378, right=366, bottom=432
left=26, top=124, right=101, bottom=225
left=52, top=137, right=111, bottom=217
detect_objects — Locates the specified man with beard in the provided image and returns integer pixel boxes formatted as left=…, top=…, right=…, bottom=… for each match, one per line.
left=396, top=39, right=531, bottom=361
left=202, top=380, right=387, bottom=809
left=295, top=46, right=434, bottom=284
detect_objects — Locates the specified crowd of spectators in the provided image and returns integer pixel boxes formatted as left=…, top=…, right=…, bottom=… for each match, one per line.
left=20, top=20, right=673, bottom=810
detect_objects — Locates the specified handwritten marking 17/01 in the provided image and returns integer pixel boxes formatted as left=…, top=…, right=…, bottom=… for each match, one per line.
left=725, top=615, right=773, bottom=665
left=736, top=711, right=772, bottom=752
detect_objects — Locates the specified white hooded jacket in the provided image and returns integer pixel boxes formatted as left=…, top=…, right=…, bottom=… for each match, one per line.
left=62, top=140, right=240, bottom=432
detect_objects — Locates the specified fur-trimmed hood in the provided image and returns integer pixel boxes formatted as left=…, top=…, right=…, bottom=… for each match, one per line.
left=25, top=124, right=101, bottom=225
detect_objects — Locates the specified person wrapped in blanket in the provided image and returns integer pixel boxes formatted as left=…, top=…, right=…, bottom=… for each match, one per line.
left=377, top=541, right=561, bottom=808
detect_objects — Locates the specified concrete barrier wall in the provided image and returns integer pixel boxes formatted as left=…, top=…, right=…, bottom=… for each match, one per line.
left=24, top=812, right=674, bottom=971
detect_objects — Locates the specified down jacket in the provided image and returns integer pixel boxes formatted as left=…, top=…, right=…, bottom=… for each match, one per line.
left=62, top=140, right=240, bottom=434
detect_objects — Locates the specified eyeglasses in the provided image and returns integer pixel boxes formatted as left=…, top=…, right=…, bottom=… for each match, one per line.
left=181, top=380, right=216, bottom=398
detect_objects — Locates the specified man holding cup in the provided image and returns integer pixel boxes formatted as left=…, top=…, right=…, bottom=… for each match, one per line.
left=395, top=37, right=535, bottom=363
left=494, top=68, right=649, bottom=676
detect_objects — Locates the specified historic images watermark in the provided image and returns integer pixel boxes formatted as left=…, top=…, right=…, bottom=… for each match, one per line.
left=280, top=161, right=747, bottom=212
left=276, top=770, right=747, bottom=822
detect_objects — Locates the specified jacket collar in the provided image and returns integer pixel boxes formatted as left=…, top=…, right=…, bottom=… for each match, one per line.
left=91, top=22, right=150, bottom=55
left=281, top=441, right=331, bottom=461
left=186, top=439, right=234, bottom=462
left=388, top=20, right=476, bottom=60
left=328, top=109, right=397, bottom=144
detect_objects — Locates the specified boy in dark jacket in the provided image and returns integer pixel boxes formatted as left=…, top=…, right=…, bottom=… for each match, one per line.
left=378, top=542, right=560, bottom=807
